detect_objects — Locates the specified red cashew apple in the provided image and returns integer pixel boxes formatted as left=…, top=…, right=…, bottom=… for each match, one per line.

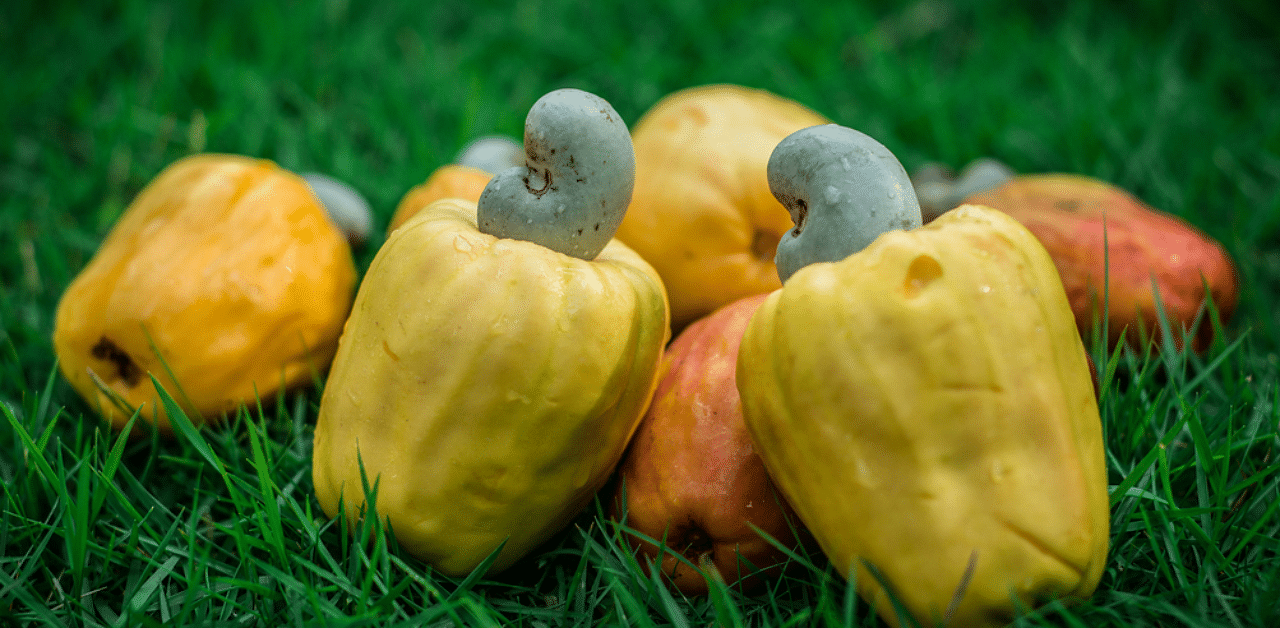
left=610, top=292, right=807, bottom=594
left=964, top=174, right=1238, bottom=352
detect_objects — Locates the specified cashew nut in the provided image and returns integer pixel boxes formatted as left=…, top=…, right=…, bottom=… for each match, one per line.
left=912, top=157, right=1015, bottom=221
left=456, top=135, right=524, bottom=174
left=302, top=172, right=374, bottom=246
left=952, top=157, right=1015, bottom=203
left=768, top=124, right=923, bottom=282
left=477, top=88, right=635, bottom=260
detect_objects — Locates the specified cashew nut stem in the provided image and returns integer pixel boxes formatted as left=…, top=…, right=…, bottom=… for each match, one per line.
left=478, top=88, right=635, bottom=260
left=768, top=124, right=923, bottom=282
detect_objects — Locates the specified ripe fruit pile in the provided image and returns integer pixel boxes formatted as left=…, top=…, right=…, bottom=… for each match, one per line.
left=56, top=84, right=1237, bottom=627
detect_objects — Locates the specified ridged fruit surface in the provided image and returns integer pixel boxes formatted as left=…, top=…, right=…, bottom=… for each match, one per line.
left=963, top=174, right=1237, bottom=351
left=312, top=198, right=669, bottom=576
left=738, top=205, right=1109, bottom=628
left=387, top=164, right=492, bottom=235
left=53, top=154, right=356, bottom=431
left=615, top=84, right=829, bottom=329
left=612, top=292, right=805, bottom=594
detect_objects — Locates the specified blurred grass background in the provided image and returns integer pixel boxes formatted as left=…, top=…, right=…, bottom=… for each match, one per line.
left=2, top=0, right=1280, bottom=625
left=4, top=0, right=1279, bottom=376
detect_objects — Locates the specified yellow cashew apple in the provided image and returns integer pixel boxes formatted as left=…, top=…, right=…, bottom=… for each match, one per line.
left=738, top=205, right=1109, bottom=628
left=615, top=84, right=829, bottom=329
left=312, top=197, right=669, bottom=576
left=318, top=88, right=666, bottom=577
left=53, top=153, right=356, bottom=431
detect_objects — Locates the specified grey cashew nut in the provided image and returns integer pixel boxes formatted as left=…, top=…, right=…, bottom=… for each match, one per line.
left=477, top=88, right=635, bottom=260
left=301, top=172, right=374, bottom=247
left=912, top=157, right=1015, bottom=221
left=768, top=124, right=923, bottom=283
left=456, top=135, right=524, bottom=174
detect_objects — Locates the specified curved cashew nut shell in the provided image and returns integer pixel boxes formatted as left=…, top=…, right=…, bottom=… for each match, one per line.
left=478, top=88, right=635, bottom=260
left=769, top=124, right=923, bottom=282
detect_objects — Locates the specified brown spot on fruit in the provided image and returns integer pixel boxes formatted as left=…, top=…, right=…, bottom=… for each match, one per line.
left=91, top=337, right=141, bottom=387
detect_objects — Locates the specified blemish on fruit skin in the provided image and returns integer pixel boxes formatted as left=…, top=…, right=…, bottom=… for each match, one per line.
left=903, top=254, right=943, bottom=299
left=91, top=336, right=140, bottom=387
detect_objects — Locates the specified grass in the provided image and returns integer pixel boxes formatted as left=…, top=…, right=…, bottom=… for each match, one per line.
left=3, top=0, right=1280, bottom=625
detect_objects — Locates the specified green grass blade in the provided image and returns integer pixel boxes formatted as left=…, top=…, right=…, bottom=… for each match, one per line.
left=445, top=539, right=509, bottom=602
left=149, top=374, right=224, bottom=476
left=124, top=555, right=181, bottom=622
left=245, top=409, right=286, bottom=564
left=2, top=398, right=65, bottom=501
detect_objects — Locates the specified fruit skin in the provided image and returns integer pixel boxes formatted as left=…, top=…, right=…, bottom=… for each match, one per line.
left=312, top=197, right=670, bottom=577
left=53, top=154, right=356, bottom=431
left=611, top=292, right=805, bottom=594
left=615, top=84, right=830, bottom=329
left=963, top=174, right=1237, bottom=352
left=387, top=164, right=492, bottom=235
left=738, top=205, right=1109, bottom=628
